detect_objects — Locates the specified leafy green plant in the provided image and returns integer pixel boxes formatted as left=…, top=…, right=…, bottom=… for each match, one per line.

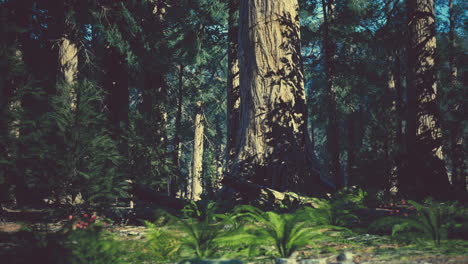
left=332, top=186, right=367, bottom=209
left=235, top=205, right=347, bottom=258
left=55, top=212, right=122, bottom=263
left=48, top=81, right=127, bottom=205
left=65, top=228, right=124, bottom=264
left=304, top=187, right=366, bottom=227
left=124, top=221, right=180, bottom=263
left=370, top=198, right=465, bottom=246
left=311, top=198, right=360, bottom=226
left=12, top=80, right=127, bottom=206
left=164, top=201, right=245, bottom=259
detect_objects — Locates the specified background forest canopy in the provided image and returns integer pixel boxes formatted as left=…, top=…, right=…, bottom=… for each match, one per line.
left=0, top=0, right=466, bottom=208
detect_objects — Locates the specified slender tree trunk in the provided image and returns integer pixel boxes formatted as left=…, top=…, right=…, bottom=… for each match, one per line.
left=226, top=0, right=240, bottom=173
left=135, top=0, right=170, bottom=192
left=322, top=0, right=342, bottom=188
left=310, top=122, right=315, bottom=154
left=447, top=0, right=465, bottom=192
left=234, top=0, right=327, bottom=194
left=170, top=64, right=184, bottom=196
left=383, top=135, right=393, bottom=194
left=404, top=0, right=450, bottom=197
left=448, top=0, right=457, bottom=82
left=14, top=0, right=63, bottom=206
left=450, top=129, right=465, bottom=191
left=394, top=51, right=403, bottom=152
left=44, top=0, right=64, bottom=98
left=57, top=21, right=79, bottom=204
left=59, top=37, right=78, bottom=84
left=141, top=69, right=169, bottom=191
left=386, top=53, right=398, bottom=192
left=308, top=83, right=316, bottom=153
left=346, top=114, right=355, bottom=186
left=14, top=1, right=36, bottom=207
left=215, top=120, right=224, bottom=191
left=0, top=48, right=21, bottom=207
left=191, top=101, right=204, bottom=201
left=186, top=153, right=193, bottom=199
left=390, top=51, right=403, bottom=192
left=58, top=36, right=78, bottom=108
left=104, top=46, right=129, bottom=152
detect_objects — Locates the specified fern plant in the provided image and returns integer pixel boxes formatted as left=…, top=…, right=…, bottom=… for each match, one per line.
left=370, top=198, right=465, bottom=246
left=124, top=221, right=180, bottom=263
left=310, top=198, right=359, bottom=226
left=163, top=201, right=245, bottom=259
left=234, top=205, right=347, bottom=258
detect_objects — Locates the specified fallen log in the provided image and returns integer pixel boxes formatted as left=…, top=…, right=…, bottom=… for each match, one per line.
left=127, top=183, right=188, bottom=210
left=220, top=176, right=324, bottom=209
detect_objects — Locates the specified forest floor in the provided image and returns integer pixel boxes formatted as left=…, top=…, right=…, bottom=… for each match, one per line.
left=1, top=207, right=467, bottom=264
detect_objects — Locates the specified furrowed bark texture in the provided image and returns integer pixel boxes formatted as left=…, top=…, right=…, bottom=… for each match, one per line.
left=191, top=101, right=205, bottom=201
left=59, top=37, right=78, bottom=85
left=403, top=0, right=450, bottom=197
left=58, top=37, right=78, bottom=109
left=234, top=0, right=322, bottom=193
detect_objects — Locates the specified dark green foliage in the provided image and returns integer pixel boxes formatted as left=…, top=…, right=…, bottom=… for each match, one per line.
left=113, top=202, right=261, bottom=261
left=234, top=205, right=350, bottom=258
left=128, top=111, right=173, bottom=190
left=312, top=187, right=365, bottom=226
left=0, top=220, right=122, bottom=264
left=65, top=228, right=124, bottom=264
left=126, top=221, right=180, bottom=262
left=0, top=0, right=465, bottom=228
left=162, top=201, right=245, bottom=259
left=46, top=81, right=127, bottom=205
left=370, top=198, right=467, bottom=246
left=0, top=0, right=466, bottom=262
left=7, top=80, right=126, bottom=206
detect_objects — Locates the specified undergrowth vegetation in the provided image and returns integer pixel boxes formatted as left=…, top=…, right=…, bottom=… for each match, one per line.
left=370, top=198, right=467, bottom=246
left=1, top=193, right=467, bottom=263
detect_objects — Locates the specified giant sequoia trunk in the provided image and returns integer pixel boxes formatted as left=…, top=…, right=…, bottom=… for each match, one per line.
left=191, top=101, right=205, bottom=201
left=233, top=0, right=325, bottom=194
left=403, top=0, right=450, bottom=197
left=226, top=0, right=240, bottom=173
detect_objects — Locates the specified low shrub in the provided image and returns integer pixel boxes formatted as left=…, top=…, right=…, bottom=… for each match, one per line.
left=370, top=198, right=466, bottom=246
